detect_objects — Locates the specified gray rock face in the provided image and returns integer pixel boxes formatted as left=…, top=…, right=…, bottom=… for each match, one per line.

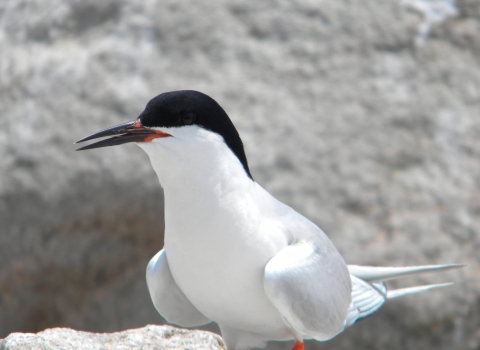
left=0, top=326, right=225, bottom=350
left=1, top=0, right=479, bottom=349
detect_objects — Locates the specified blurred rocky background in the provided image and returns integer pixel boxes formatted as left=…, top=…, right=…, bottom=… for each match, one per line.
left=0, top=0, right=479, bottom=349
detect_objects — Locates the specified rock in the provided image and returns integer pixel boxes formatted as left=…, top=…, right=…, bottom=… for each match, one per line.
left=1, top=0, right=479, bottom=349
left=0, top=326, right=225, bottom=350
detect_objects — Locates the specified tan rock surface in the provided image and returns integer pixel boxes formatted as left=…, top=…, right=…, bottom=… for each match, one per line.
left=0, top=326, right=225, bottom=350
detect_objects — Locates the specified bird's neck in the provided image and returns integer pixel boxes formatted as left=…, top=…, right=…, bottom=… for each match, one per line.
left=138, top=135, right=255, bottom=210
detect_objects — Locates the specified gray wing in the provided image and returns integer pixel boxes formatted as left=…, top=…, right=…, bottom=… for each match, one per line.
left=146, top=249, right=211, bottom=327
left=263, top=215, right=352, bottom=341
left=343, top=275, right=386, bottom=328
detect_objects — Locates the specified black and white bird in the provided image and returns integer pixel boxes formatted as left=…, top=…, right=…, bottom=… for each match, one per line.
left=76, top=90, right=462, bottom=350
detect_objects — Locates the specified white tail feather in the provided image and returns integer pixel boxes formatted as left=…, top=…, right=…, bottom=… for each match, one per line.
left=348, top=264, right=464, bottom=283
left=343, top=264, right=463, bottom=327
left=386, top=282, right=454, bottom=299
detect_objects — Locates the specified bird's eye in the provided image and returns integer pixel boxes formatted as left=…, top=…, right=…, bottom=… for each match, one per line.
left=181, top=112, right=196, bottom=125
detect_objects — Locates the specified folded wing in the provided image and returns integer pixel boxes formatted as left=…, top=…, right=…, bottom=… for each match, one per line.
left=146, top=249, right=211, bottom=327
left=264, top=240, right=352, bottom=341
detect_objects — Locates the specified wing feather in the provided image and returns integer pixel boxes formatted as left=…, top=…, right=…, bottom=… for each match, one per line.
left=146, top=249, right=211, bottom=327
left=264, top=240, right=351, bottom=341
left=344, top=276, right=386, bottom=328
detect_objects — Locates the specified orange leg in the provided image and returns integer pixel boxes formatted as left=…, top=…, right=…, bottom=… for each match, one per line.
left=292, top=340, right=304, bottom=350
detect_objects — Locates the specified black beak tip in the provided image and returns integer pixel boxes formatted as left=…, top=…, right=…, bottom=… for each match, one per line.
left=75, top=134, right=99, bottom=144
left=74, top=120, right=153, bottom=151
left=75, top=120, right=138, bottom=146
left=75, top=144, right=90, bottom=151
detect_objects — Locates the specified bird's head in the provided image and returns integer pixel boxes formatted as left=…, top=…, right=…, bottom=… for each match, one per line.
left=76, top=90, right=252, bottom=180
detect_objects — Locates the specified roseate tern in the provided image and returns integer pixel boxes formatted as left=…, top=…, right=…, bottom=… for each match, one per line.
left=76, top=90, right=463, bottom=350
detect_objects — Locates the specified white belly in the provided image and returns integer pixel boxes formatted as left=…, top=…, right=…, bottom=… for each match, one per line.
left=164, top=195, right=290, bottom=334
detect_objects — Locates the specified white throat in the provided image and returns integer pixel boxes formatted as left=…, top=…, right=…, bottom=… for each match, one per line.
left=137, top=125, right=253, bottom=195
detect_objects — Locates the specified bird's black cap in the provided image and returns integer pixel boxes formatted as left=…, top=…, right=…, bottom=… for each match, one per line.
left=140, top=90, right=253, bottom=180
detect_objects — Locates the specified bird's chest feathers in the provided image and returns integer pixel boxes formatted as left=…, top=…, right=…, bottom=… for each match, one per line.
left=164, top=182, right=271, bottom=269
left=147, top=132, right=274, bottom=261
left=163, top=181, right=290, bottom=317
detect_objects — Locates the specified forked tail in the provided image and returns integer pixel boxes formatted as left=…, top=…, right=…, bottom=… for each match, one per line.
left=343, top=263, right=464, bottom=328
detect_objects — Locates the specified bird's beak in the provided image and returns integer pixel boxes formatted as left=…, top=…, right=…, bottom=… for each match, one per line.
left=75, top=119, right=171, bottom=151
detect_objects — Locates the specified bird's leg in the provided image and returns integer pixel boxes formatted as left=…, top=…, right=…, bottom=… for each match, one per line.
left=292, top=340, right=304, bottom=350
